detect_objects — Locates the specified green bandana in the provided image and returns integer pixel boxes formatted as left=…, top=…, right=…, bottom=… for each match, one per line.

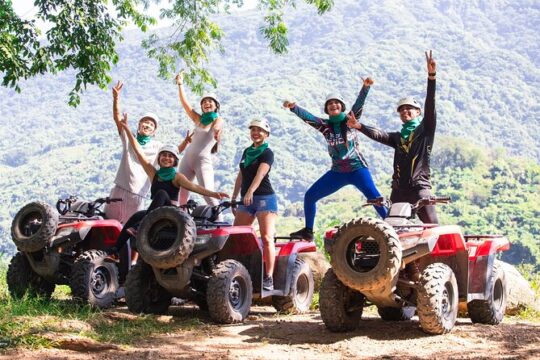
left=242, top=143, right=269, bottom=168
left=200, top=112, right=218, bottom=126
left=400, top=116, right=422, bottom=140
left=136, top=134, right=151, bottom=146
left=328, top=112, right=347, bottom=124
left=156, top=167, right=176, bottom=181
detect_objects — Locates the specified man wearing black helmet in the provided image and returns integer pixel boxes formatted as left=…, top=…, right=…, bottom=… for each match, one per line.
left=348, top=50, right=439, bottom=223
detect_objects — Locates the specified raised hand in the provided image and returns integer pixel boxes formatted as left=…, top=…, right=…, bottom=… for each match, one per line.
left=112, top=81, right=123, bottom=98
left=362, top=77, right=374, bottom=87
left=426, top=50, right=436, bottom=74
left=120, top=112, right=129, bottom=129
left=283, top=100, right=296, bottom=109
left=178, top=130, right=193, bottom=153
left=175, top=70, right=184, bottom=85
left=346, top=111, right=361, bottom=130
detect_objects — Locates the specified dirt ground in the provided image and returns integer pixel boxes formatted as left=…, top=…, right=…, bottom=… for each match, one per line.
left=2, top=305, right=539, bottom=360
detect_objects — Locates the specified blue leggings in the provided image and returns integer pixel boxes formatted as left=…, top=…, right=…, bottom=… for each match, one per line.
left=304, top=167, right=388, bottom=229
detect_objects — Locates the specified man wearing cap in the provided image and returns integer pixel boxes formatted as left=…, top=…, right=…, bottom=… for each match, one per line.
left=105, top=80, right=163, bottom=223
left=349, top=51, right=438, bottom=223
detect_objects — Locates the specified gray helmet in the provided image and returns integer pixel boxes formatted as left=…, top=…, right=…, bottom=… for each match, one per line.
left=249, top=118, right=271, bottom=134
left=396, top=97, right=421, bottom=112
left=158, top=144, right=180, bottom=166
left=324, top=93, right=346, bottom=114
left=200, top=93, right=220, bottom=112
left=139, top=112, right=159, bottom=128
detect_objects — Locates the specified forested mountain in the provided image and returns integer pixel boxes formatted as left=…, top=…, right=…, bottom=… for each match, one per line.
left=0, top=0, right=538, bottom=266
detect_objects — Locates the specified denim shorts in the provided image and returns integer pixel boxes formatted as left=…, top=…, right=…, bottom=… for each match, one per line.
left=237, top=194, right=278, bottom=216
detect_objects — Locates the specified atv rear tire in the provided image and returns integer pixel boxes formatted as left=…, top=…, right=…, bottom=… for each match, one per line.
left=377, top=306, right=416, bottom=321
left=207, top=259, right=253, bottom=324
left=272, top=258, right=314, bottom=314
left=70, top=250, right=119, bottom=309
left=319, top=269, right=365, bottom=332
left=6, top=252, right=55, bottom=299
left=417, top=263, right=458, bottom=335
left=11, top=202, right=58, bottom=252
left=125, top=262, right=172, bottom=314
left=137, top=206, right=196, bottom=269
left=330, top=217, right=401, bottom=292
left=467, top=261, right=507, bottom=325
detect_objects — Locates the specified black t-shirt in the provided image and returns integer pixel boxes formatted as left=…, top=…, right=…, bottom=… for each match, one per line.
left=151, top=175, right=180, bottom=200
left=239, top=147, right=275, bottom=196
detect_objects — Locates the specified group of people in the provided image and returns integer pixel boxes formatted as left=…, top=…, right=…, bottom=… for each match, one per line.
left=104, top=51, right=439, bottom=292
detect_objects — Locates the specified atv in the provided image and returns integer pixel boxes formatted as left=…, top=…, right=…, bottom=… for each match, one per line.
left=7, top=196, right=133, bottom=308
left=124, top=200, right=316, bottom=323
left=320, top=196, right=510, bottom=335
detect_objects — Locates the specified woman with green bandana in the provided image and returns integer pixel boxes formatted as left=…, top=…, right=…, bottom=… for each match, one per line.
left=175, top=71, right=224, bottom=207
left=350, top=50, right=439, bottom=223
left=107, top=113, right=229, bottom=255
left=105, top=81, right=163, bottom=224
left=283, top=78, right=388, bottom=241
left=232, top=119, right=277, bottom=291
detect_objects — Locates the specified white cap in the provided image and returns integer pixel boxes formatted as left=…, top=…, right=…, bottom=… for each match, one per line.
left=139, top=112, right=159, bottom=127
left=158, top=144, right=179, bottom=161
left=200, top=93, right=220, bottom=111
left=396, top=97, right=421, bottom=112
left=249, top=118, right=271, bottom=134
left=324, top=93, right=346, bottom=114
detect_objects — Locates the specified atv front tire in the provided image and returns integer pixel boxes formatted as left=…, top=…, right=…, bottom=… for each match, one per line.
left=11, top=202, right=58, bottom=252
left=319, top=269, right=365, bottom=332
left=125, top=262, right=172, bottom=314
left=467, top=261, right=507, bottom=325
left=137, top=206, right=196, bottom=269
left=417, top=263, right=458, bottom=335
left=207, top=260, right=253, bottom=324
left=70, top=250, right=119, bottom=308
left=7, top=252, right=55, bottom=299
left=273, top=258, right=314, bottom=314
left=330, top=217, right=402, bottom=292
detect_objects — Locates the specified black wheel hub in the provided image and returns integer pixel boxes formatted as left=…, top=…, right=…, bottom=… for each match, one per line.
left=91, top=266, right=110, bottom=297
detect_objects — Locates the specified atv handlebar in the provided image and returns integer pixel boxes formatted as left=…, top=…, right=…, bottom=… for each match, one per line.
left=56, top=196, right=123, bottom=216
left=363, top=196, right=451, bottom=210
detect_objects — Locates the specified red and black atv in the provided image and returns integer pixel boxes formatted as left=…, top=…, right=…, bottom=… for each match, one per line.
left=320, top=196, right=510, bottom=335
left=7, top=196, right=133, bottom=308
left=125, top=200, right=316, bottom=323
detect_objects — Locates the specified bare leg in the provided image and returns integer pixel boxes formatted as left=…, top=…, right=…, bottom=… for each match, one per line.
left=256, top=211, right=277, bottom=277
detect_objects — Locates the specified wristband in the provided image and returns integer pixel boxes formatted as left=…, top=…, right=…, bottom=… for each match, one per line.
left=428, top=72, right=436, bottom=77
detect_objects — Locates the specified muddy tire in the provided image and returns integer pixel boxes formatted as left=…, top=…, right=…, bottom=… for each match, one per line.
left=125, top=262, right=172, bottom=314
left=319, top=269, right=365, bottom=332
left=137, top=206, right=196, bottom=269
left=6, top=252, right=55, bottom=299
left=70, top=250, right=119, bottom=309
left=467, top=261, right=507, bottom=324
left=207, top=260, right=253, bottom=324
left=417, top=263, right=458, bottom=335
left=330, top=217, right=401, bottom=292
left=273, top=258, right=314, bottom=314
left=11, top=202, right=58, bottom=252
left=377, top=306, right=415, bottom=321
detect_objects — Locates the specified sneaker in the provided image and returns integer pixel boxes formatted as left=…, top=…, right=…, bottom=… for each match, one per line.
left=263, top=275, right=274, bottom=291
left=290, top=227, right=314, bottom=241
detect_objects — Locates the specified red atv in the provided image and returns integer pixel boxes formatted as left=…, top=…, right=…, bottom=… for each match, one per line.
left=7, top=196, right=133, bottom=308
left=319, top=197, right=510, bottom=335
left=125, top=200, right=316, bottom=323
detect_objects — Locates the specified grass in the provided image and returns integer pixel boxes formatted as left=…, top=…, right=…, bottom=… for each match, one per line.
left=512, top=264, right=540, bottom=322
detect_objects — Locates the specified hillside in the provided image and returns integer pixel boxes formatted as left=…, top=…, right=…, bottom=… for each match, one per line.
left=0, top=0, right=539, bottom=265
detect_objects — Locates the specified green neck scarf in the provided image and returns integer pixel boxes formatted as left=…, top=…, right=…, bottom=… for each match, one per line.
left=243, top=143, right=269, bottom=168
left=400, top=116, right=422, bottom=140
left=157, top=167, right=176, bottom=181
left=200, top=111, right=218, bottom=126
left=328, top=112, right=346, bottom=124
left=136, top=133, right=151, bottom=146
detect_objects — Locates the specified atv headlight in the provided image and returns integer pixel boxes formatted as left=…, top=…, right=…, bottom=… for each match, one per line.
left=194, top=234, right=212, bottom=245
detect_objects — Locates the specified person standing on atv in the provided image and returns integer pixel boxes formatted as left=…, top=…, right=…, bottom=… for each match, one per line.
left=283, top=80, right=388, bottom=241
left=108, top=113, right=229, bottom=254
left=349, top=51, right=438, bottom=223
left=232, top=119, right=277, bottom=291
left=105, top=81, right=163, bottom=224
left=175, top=71, right=224, bottom=208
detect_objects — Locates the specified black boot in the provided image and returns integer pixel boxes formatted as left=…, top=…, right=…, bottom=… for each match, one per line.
left=290, top=227, right=314, bottom=241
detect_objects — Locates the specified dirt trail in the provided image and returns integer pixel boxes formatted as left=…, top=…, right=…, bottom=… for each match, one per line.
left=2, top=306, right=539, bottom=360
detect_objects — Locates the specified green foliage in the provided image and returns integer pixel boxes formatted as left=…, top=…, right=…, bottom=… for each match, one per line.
left=1, top=0, right=333, bottom=104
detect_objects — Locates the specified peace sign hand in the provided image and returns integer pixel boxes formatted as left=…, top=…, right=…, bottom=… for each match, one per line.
left=361, top=77, right=374, bottom=87
left=425, top=50, right=436, bottom=74
left=175, top=70, right=184, bottom=85
left=112, top=81, right=123, bottom=98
